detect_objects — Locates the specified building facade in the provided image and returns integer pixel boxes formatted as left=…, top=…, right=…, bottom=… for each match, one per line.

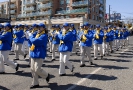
left=10, top=0, right=21, bottom=20
left=0, top=0, right=106, bottom=26
left=0, top=1, right=9, bottom=19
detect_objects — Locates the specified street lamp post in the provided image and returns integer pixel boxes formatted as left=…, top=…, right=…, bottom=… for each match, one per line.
left=109, top=5, right=110, bottom=25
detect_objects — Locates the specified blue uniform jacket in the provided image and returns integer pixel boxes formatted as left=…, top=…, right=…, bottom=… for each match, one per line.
left=109, top=30, right=114, bottom=41
left=58, top=31, right=73, bottom=52
left=0, top=31, right=12, bottom=50
left=79, top=30, right=93, bottom=47
left=28, top=31, right=37, bottom=47
left=30, top=33, right=48, bottom=59
left=52, top=30, right=60, bottom=44
left=72, top=29, right=77, bottom=41
left=123, top=31, right=128, bottom=39
left=119, top=32, right=123, bottom=39
left=14, top=30, right=24, bottom=44
left=93, top=30, right=104, bottom=44
left=114, top=30, right=119, bottom=39
left=105, top=32, right=111, bottom=42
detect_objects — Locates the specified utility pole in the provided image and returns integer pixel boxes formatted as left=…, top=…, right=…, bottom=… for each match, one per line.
left=109, top=5, right=110, bottom=25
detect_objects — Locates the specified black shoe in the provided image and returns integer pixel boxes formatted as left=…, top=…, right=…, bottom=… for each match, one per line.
left=111, top=50, right=113, bottom=53
left=101, top=56, right=103, bottom=59
left=30, top=85, right=39, bottom=89
left=51, top=59, right=55, bottom=61
left=76, top=52, right=78, bottom=55
left=103, top=54, right=105, bottom=56
left=15, top=64, right=19, bottom=71
left=0, top=72, right=5, bottom=74
left=50, top=52, right=52, bottom=53
left=14, top=58, right=19, bottom=60
left=94, top=58, right=97, bottom=60
left=24, top=54, right=27, bottom=59
left=80, top=64, right=85, bottom=67
left=46, top=74, right=50, bottom=83
left=59, top=74, right=66, bottom=76
left=27, top=65, right=30, bottom=67
left=90, top=62, right=93, bottom=65
left=116, top=49, right=119, bottom=51
left=71, top=66, right=74, bottom=72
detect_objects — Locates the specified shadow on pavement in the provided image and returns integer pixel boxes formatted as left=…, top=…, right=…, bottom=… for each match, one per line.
left=86, top=64, right=129, bottom=70
left=104, top=58, right=131, bottom=62
left=114, top=55, right=133, bottom=58
left=0, top=85, right=10, bottom=90
left=2, top=71, right=55, bottom=79
left=47, top=83, right=102, bottom=90
left=89, top=74, right=117, bottom=81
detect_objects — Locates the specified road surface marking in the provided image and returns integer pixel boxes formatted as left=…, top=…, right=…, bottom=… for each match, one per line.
left=66, top=67, right=102, bottom=90
left=67, top=48, right=129, bottom=90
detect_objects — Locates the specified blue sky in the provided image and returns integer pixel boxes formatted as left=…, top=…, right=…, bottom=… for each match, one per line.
left=0, top=0, right=132, bottom=19
left=106, top=0, right=133, bottom=19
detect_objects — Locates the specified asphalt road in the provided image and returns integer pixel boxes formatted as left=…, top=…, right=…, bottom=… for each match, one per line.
left=0, top=36, right=133, bottom=90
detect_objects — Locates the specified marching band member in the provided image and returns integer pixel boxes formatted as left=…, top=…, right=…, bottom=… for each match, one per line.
left=122, top=28, right=128, bottom=47
left=49, top=25, right=55, bottom=53
left=0, top=23, right=19, bottom=74
left=77, top=25, right=84, bottom=55
left=70, top=24, right=77, bottom=55
left=93, top=24, right=104, bottom=60
left=22, top=25, right=29, bottom=54
left=113, top=26, right=119, bottom=51
left=126, top=29, right=130, bottom=46
left=29, top=23, right=50, bottom=89
left=79, top=23, right=93, bottom=67
left=108, top=25, right=114, bottom=53
left=11, top=25, right=18, bottom=52
left=13, top=24, right=27, bottom=60
left=102, top=27, right=110, bottom=56
left=119, top=28, right=124, bottom=48
left=58, top=23, right=74, bottom=76
left=27, top=24, right=38, bottom=67
left=51, top=24, right=60, bottom=61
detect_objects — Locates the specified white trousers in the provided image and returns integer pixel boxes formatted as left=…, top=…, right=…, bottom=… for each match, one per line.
left=80, top=46, right=92, bottom=64
left=11, top=41, right=15, bottom=51
left=59, top=52, right=72, bottom=74
left=102, top=42, right=109, bottom=55
left=109, top=41, right=113, bottom=51
left=52, top=44, right=59, bottom=59
left=114, top=39, right=120, bottom=50
left=72, top=41, right=77, bottom=52
left=49, top=41, right=52, bottom=52
left=31, top=58, right=48, bottom=85
left=119, top=39, right=124, bottom=47
left=126, top=37, right=129, bottom=45
left=123, top=39, right=127, bottom=46
left=15, top=43, right=25, bottom=59
left=94, top=44, right=103, bottom=58
left=0, top=51, right=17, bottom=72
left=22, top=41, right=28, bottom=54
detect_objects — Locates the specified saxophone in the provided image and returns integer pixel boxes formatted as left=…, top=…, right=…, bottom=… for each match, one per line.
left=104, top=30, right=107, bottom=40
left=95, top=29, right=100, bottom=39
left=81, top=29, right=88, bottom=42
